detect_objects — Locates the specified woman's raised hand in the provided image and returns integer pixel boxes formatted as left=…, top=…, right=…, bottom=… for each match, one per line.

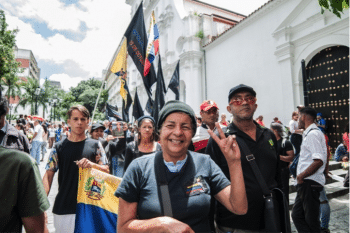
left=208, top=122, right=241, bottom=163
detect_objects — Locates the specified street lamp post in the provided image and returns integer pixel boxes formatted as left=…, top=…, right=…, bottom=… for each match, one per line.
left=35, top=87, right=40, bottom=115
left=53, top=97, right=57, bottom=123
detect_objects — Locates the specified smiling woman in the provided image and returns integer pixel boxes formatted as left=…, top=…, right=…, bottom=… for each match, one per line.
left=115, top=100, right=248, bottom=233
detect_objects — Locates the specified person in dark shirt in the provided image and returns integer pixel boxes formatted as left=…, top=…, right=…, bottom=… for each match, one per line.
left=271, top=122, right=294, bottom=203
left=123, top=115, right=161, bottom=173
left=42, top=105, right=108, bottom=233
left=0, top=97, right=30, bottom=153
left=206, top=84, right=281, bottom=232
left=115, top=100, right=247, bottom=232
left=0, top=146, right=50, bottom=233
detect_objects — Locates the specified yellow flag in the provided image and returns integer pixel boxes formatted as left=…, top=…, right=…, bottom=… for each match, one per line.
left=111, top=38, right=127, bottom=75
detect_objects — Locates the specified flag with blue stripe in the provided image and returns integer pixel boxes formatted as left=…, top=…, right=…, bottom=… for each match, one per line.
left=74, top=168, right=122, bottom=233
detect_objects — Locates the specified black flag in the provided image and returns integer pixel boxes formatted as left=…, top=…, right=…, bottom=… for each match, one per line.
left=124, top=2, right=156, bottom=98
left=122, top=81, right=133, bottom=122
left=145, top=98, right=154, bottom=115
left=168, top=61, right=180, bottom=100
left=153, top=56, right=166, bottom=123
left=132, top=87, right=144, bottom=120
left=105, top=103, right=122, bottom=121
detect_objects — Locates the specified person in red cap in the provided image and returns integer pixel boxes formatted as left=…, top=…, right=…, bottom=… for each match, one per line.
left=192, top=100, right=219, bottom=153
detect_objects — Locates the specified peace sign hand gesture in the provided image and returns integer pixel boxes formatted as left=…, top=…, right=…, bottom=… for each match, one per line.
left=208, top=123, right=241, bottom=163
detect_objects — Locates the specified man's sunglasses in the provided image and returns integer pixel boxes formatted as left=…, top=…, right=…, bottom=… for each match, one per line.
left=229, top=96, right=257, bottom=105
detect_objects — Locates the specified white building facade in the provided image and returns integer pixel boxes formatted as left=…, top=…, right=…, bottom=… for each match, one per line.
left=203, top=0, right=349, bottom=151
left=104, top=0, right=245, bottom=116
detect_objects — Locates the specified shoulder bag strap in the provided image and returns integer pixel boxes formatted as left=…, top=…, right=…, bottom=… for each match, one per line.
left=235, top=136, right=271, bottom=196
left=154, top=151, right=173, bottom=217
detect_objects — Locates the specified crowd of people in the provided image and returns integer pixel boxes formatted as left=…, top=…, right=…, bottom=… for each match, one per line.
left=0, top=83, right=348, bottom=233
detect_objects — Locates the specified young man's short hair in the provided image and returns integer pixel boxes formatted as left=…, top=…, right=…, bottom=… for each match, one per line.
left=300, top=107, right=317, bottom=121
left=67, top=105, right=90, bottom=119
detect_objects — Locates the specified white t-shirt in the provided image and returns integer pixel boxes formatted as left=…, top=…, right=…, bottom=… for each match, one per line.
left=289, top=119, right=302, bottom=135
left=33, top=124, right=43, bottom=142
left=48, top=128, right=55, bottom=138
left=297, top=123, right=327, bottom=186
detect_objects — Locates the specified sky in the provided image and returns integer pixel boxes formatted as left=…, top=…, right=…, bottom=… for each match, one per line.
left=1, top=0, right=269, bottom=91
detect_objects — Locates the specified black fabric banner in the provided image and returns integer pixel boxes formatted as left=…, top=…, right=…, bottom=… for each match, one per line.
left=168, top=61, right=180, bottom=100
left=122, top=81, right=133, bottom=122
left=105, top=103, right=122, bottom=121
left=124, top=2, right=156, bottom=98
left=132, top=87, right=144, bottom=120
left=153, top=56, right=166, bottom=124
left=145, top=97, right=154, bottom=115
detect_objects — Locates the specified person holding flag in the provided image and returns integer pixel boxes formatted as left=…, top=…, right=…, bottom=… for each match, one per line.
left=42, top=105, right=108, bottom=233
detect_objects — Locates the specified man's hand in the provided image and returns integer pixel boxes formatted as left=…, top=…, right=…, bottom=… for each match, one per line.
left=75, top=158, right=93, bottom=168
left=342, top=157, right=349, bottom=162
left=208, top=122, right=241, bottom=163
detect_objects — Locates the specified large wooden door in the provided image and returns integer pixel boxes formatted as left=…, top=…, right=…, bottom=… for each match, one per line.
left=304, top=45, right=349, bottom=152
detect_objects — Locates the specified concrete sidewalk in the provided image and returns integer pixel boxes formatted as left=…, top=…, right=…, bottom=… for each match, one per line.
left=38, top=147, right=58, bottom=233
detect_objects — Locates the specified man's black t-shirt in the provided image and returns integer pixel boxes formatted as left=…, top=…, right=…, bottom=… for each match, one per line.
left=46, top=138, right=103, bottom=215
left=206, top=122, right=281, bottom=231
left=276, top=138, right=294, bottom=169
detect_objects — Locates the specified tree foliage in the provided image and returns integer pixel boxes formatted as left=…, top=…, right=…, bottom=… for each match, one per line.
left=319, top=0, right=349, bottom=18
left=0, top=10, right=22, bottom=98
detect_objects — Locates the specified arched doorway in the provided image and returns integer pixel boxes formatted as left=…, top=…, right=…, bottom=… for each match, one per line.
left=303, top=45, right=349, bottom=152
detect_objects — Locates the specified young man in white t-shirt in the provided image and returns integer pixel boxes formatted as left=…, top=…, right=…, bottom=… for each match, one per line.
left=30, top=119, right=43, bottom=164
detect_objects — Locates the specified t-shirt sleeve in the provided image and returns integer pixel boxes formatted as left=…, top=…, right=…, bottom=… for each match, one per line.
left=18, top=160, right=50, bottom=217
left=208, top=157, right=230, bottom=196
left=115, top=159, right=141, bottom=203
left=285, top=140, right=294, bottom=152
left=45, top=146, right=59, bottom=172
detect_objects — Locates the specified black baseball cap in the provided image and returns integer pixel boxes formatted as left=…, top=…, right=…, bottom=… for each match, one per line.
left=91, top=123, right=105, bottom=133
left=228, top=84, right=256, bottom=102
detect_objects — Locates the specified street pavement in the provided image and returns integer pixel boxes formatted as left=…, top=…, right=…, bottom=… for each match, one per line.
left=37, top=148, right=349, bottom=233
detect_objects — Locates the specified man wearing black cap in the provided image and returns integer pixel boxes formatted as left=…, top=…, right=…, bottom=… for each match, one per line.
left=206, top=84, right=281, bottom=232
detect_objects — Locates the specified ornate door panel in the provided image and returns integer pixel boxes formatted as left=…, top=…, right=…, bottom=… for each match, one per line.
left=304, top=46, right=349, bottom=152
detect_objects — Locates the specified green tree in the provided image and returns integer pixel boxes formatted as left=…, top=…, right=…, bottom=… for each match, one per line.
left=15, top=77, right=39, bottom=115
left=319, top=0, right=349, bottom=18
left=0, top=10, right=22, bottom=99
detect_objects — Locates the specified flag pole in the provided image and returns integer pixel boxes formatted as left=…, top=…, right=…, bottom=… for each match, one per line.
left=91, top=77, right=105, bottom=124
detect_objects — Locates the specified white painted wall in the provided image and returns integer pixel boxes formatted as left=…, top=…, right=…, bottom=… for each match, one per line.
left=204, top=0, right=349, bottom=126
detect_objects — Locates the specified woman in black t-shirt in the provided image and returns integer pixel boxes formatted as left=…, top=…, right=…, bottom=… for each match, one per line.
left=271, top=122, right=294, bottom=202
left=123, top=116, right=161, bottom=173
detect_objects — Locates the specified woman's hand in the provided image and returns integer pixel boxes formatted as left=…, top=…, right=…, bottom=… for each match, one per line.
left=158, top=217, right=194, bottom=233
left=208, top=122, right=241, bottom=163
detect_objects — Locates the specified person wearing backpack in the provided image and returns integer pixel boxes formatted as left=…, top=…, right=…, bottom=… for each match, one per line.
left=271, top=122, right=295, bottom=204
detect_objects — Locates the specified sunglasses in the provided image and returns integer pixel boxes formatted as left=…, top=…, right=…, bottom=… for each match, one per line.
left=229, top=96, right=257, bottom=105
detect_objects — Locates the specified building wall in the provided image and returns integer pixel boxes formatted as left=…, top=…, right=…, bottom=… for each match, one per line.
left=204, top=0, right=349, bottom=125
left=106, top=0, right=242, bottom=119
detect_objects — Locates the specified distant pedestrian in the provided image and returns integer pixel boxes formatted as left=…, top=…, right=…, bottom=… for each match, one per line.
left=0, top=97, right=30, bottom=153
left=192, top=100, right=219, bottom=153
left=30, top=119, right=44, bottom=164
left=48, top=124, right=55, bottom=148
left=219, top=113, right=228, bottom=127
left=291, top=107, right=327, bottom=233
left=255, top=115, right=265, bottom=127
left=289, top=111, right=303, bottom=156
left=40, top=124, right=48, bottom=162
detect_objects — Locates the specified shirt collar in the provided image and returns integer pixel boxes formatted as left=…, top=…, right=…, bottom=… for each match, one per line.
left=164, top=155, right=188, bottom=173
left=226, top=121, right=265, bottom=140
left=303, top=123, right=318, bottom=136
